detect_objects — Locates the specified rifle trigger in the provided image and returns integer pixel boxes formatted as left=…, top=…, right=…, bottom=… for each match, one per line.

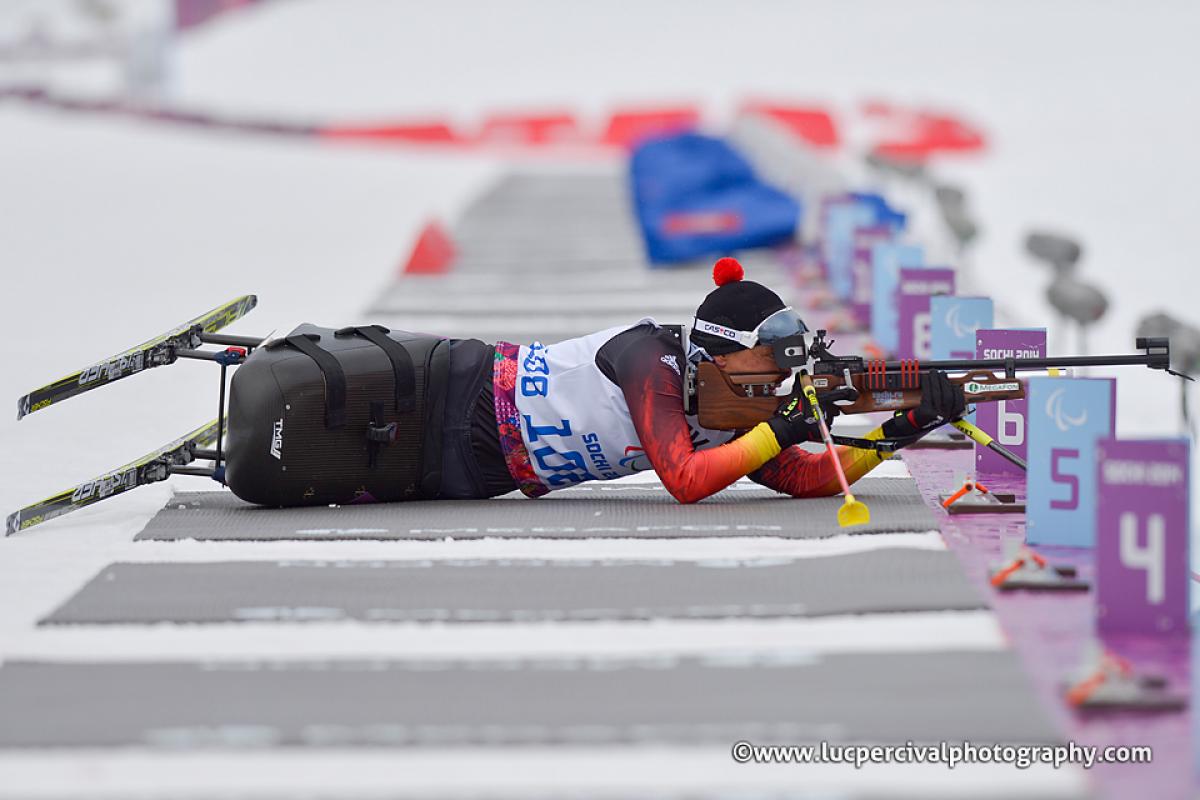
left=773, top=371, right=798, bottom=397
left=837, top=368, right=860, bottom=404
left=1167, top=368, right=1195, bottom=382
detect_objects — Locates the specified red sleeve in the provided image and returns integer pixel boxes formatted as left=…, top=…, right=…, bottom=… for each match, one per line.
left=612, top=340, right=781, bottom=504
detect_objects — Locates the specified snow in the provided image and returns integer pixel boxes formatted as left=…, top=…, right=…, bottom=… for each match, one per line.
left=8, top=609, right=1000, bottom=661
left=0, top=747, right=1087, bottom=799
left=0, top=0, right=1196, bottom=796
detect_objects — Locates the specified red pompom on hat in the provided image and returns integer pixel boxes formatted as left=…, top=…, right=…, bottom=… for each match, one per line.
left=712, top=257, right=744, bottom=286
left=694, top=258, right=786, bottom=355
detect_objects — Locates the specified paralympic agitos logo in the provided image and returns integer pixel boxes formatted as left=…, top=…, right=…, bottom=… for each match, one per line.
left=945, top=304, right=984, bottom=339
left=619, top=445, right=649, bottom=471
left=1044, top=387, right=1088, bottom=432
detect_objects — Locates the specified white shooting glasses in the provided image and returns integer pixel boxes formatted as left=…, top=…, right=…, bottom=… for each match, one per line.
left=692, top=306, right=809, bottom=350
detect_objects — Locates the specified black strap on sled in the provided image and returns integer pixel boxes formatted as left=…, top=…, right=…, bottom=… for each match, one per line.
left=279, top=334, right=347, bottom=430
left=335, top=325, right=416, bottom=413
left=420, top=338, right=451, bottom=498
left=365, top=400, right=398, bottom=470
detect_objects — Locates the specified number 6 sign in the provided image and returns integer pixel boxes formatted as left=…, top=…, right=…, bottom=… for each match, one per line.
left=1095, top=438, right=1190, bottom=635
left=997, top=401, right=1024, bottom=447
left=975, top=329, right=1046, bottom=477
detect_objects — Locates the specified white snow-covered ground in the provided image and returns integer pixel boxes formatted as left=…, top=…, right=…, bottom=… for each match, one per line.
left=1, top=0, right=1197, bottom=796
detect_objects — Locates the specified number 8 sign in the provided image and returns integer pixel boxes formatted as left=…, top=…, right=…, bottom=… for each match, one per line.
left=1096, top=438, right=1190, bottom=635
left=896, top=267, right=954, bottom=360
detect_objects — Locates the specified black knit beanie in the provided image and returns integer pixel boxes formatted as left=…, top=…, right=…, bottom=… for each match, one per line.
left=691, top=258, right=787, bottom=355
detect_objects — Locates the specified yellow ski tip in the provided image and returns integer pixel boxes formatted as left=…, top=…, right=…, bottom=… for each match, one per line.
left=837, top=495, right=871, bottom=528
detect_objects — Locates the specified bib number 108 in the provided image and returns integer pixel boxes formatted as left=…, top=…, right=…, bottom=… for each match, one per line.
left=524, top=415, right=593, bottom=487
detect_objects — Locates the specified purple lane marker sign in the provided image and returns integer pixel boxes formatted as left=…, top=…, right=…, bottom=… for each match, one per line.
left=1096, top=438, right=1191, bottom=635
left=896, top=267, right=955, bottom=360
left=849, top=226, right=893, bottom=328
left=1026, top=376, right=1116, bottom=547
left=975, top=329, right=1046, bottom=477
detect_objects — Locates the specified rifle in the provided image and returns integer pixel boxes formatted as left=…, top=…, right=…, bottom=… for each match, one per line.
left=691, top=331, right=1186, bottom=439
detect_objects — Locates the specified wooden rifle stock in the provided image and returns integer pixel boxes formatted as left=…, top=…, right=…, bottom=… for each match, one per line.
left=694, top=361, right=1025, bottom=431
left=694, top=363, right=787, bottom=431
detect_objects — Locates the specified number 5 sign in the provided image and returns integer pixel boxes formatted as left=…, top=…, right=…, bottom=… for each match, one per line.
left=1026, top=377, right=1115, bottom=547
left=1095, top=438, right=1190, bottom=635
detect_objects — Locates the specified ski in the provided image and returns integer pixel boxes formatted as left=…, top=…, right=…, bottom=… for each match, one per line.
left=16, top=295, right=257, bottom=420
left=5, top=419, right=221, bottom=536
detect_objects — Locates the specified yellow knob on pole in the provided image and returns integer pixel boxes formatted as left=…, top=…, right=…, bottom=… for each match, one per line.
left=799, top=374, right=870, bottom=527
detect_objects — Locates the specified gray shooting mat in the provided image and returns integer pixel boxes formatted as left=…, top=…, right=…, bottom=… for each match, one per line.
left=41, top=548, right=983, bottom=625
left=0, top=651, right=1059, bottom=748
left=368, top=170, right=790, bottom=342
left=135, top=477, right=937, bottom=542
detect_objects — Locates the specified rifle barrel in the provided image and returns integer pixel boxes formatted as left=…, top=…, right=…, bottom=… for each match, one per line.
left=893, top=353, right=1166, bottom=373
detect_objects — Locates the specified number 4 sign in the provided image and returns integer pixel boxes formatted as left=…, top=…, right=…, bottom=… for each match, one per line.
left=1096, top=438, right=1190, bottom=635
